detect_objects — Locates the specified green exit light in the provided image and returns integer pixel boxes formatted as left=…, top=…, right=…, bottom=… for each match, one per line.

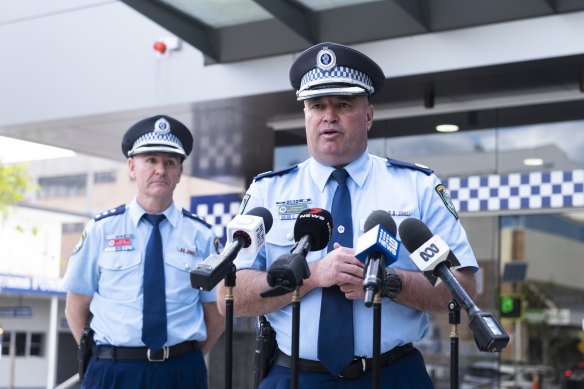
left=500, top=295, right=522, bottom=319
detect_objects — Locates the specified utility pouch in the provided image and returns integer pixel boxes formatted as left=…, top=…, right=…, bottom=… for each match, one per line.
left=78, top=324, right=94, bottom=381
left=253, top=315, right=277, bottom=389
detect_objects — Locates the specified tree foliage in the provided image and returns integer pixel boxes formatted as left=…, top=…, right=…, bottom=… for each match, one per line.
left=0, top=163, right=32, bottom=216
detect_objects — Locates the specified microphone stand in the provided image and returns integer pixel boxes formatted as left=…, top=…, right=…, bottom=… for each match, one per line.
left=364, top=256, right=386, bottom=389
left=291, top=289, right=301, bottom=389
left=372, top=291, right=382, bottom=389
left=448, top=299, right=460, bottom=389
left=260, top=241, right=312, bottom=389
left=224, top=263, right=237, bottom=389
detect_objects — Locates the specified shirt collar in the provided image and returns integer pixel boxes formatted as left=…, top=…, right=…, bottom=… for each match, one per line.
left=309, top=150, right=372, bottom=192
left=129, top=197, right=178, bottom=228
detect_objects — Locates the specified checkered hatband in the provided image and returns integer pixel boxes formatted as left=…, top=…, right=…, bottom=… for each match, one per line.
left=299, top=65, right=374, bottom=95
left=129, top=131, right=184, bottom=156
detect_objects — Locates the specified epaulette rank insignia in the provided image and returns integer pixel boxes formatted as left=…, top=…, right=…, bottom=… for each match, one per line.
left=182, top=209, right=212, bottom=229
left=386, top=158, right=433, bottom=176
left=253, top=164, right=299, bottom=182
left=94, top=204, right=126, bottom=222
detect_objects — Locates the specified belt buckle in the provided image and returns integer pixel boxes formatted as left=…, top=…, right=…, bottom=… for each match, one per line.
left=147, top=347, right=169, bottom=362
left=338, top=357, right=366, bottom=379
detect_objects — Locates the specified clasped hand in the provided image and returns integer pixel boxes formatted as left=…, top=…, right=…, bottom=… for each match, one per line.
left=311, top=242, right=365, bottom=300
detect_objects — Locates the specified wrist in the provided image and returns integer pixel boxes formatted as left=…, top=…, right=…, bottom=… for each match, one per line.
left=380, top=267, right=402, bottom=300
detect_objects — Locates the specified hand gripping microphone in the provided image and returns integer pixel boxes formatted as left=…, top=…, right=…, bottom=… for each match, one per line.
left=398, top=218, right=509, bottom=352
left=190, top=207, right=273, bottom=291
left=355, top=210, right=400, bottom=307
left=261, top=208, right=333, bottom=298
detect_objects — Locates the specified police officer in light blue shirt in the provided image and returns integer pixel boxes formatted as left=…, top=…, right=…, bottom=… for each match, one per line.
left=217, top=42, right=478, bottom=388
left=63, top=115, right=224, bottom=389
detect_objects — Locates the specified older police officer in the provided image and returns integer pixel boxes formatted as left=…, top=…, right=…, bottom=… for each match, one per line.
left=217, top=42, right=479, bottom=388
left=64, top=115, right=224, bottom=389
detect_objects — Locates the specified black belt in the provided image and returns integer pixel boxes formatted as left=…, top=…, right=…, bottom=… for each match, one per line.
left=94, top=340, right=198, bottom=362
left=274, top=343, right=414, bottom=379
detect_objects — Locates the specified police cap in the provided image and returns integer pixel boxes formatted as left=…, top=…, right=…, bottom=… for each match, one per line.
left=289, top=42, right=385, bottom=101
left=121, top=115, right=193, bottom=159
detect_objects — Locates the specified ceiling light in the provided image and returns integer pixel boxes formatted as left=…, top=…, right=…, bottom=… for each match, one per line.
left=436, top=124, right=459, bottom=133
left=523, top=158, right=544, bottom=166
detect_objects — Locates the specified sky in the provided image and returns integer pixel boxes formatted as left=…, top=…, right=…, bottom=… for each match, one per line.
left=0, top=136, right=75, bottom=164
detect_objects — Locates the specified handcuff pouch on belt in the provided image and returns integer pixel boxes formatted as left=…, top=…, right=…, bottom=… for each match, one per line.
left=253, top=315, right=277, bottom=389
left=78, top=323, right=94, bottom=381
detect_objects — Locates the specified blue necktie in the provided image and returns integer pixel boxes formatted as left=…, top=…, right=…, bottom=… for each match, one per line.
left=317, top=168, right=354, bottom=376
left=142, top=214, right=167, bottom=351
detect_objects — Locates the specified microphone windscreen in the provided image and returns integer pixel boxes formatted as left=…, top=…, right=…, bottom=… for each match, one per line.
left=293, top=208, right=333, bottom=251
left=398, top=218, right=434, bottom=253
left=364, top=210, right=397, bottom=235
left=246, top=207, right=274, bottom=233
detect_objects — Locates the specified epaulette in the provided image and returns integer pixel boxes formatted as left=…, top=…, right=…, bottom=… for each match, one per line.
left=182, top=209, right=212, bottom=229
left=253, top=164, right=299, bottom=182
left=94, top=204, right=126, bottom=222
left=386, top=158, right=433, bottom=176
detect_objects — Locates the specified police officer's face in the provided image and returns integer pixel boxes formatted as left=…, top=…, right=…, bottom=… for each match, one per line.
left=304, top=95, right=373, bottom=168
left=128, top=152, right=183, bottom=203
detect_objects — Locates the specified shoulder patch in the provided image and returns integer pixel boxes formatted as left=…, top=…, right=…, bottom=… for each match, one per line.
left=239, top=193, right=251, bottom=214
left=182, top=209, right=212, bottom=229
left=386, top=158, right=433, bottom=176
left=93, top=204, right=126, bottom=222
left=253, top=164, right=299, bottom=182
left=436, top=184, right=459, bottom=220
left=213, top=236, right=224, bottom=254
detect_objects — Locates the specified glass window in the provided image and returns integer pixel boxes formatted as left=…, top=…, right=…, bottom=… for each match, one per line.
left=93, top=171, right=116, bottom=184
left=14, top=332, right=26, bottom=356
left=1, top=331, right=10, bottom=355
left=29, top=333, right=44, bottom=356
left=38, top=174, right=86, bottom=198
left=62, top=222, right=85, bottom=234
left=500, top=211, right=584, bottom=369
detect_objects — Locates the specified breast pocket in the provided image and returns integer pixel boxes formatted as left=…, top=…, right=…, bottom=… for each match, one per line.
left=264, top=220, right=296, bottom=269
left=264, top=219, right=325, bottom=271
left=165, top=250, right=200, bottom=304
left=98, top=251, right=142, bottom=301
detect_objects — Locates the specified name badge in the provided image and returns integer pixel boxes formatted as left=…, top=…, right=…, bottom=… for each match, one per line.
left=276, top=198, right=311, bottom=220
left=104, top=234, right=134, bottom=252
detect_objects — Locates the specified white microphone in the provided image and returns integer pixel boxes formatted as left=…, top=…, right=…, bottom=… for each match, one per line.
left=190, top=207, right=273, bottom=291
left=405, top=233, right=461, bottom=287
left=225, top=210, right=269, bottom=258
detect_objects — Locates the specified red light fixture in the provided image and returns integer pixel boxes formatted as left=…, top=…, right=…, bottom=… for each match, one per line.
left=152, top=37, right=181, bottom=58
left=153, top=41, right=167, bottom=55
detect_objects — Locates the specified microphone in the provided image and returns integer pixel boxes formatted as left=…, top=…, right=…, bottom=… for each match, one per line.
left=190, top=207, right=273, bottom=291
left=398, top=218, right=509, bottom=352
left=398, top=218, right=461, bottom=287
left=261, top=208, right=333, bottom=297
left=355, top=210, right=400, bottom=307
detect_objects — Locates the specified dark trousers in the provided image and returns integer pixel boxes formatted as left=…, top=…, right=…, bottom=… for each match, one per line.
left=81, top=348, right=207, bottom=389
left=259, top=348, right=433, bottom=389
